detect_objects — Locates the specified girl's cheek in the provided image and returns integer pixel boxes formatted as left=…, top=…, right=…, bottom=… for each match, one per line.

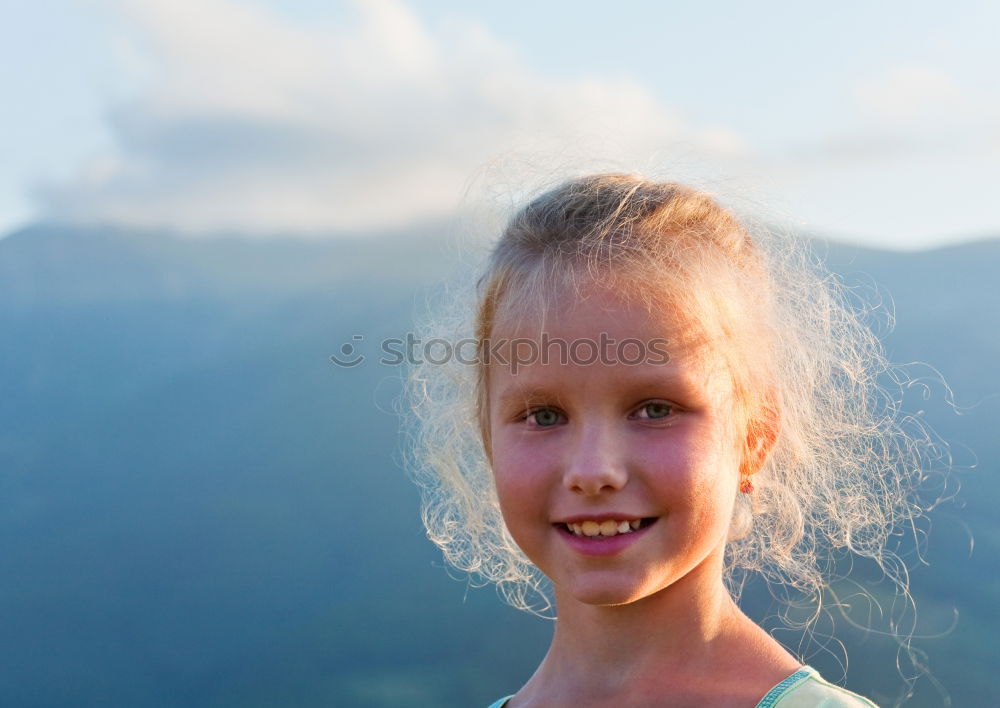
left=495, top=450, right=540, bottom=487
left=493, top=446, right=552, bottom=507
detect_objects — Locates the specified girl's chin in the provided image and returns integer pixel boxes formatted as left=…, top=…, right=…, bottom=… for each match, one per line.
left=556, top=575, right=660, bottom=608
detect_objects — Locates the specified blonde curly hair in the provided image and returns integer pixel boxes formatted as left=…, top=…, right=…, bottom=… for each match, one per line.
left=405, top=173, right=934, bottom=626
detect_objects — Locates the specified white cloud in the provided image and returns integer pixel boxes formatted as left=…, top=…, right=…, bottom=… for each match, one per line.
left=40, top=0, right=747, bottom=235
left=855, top=65, right=967, bottom=122
left=752, top=63, right=1000, bottom=190
left=851, top=64, right=1000, bottom=151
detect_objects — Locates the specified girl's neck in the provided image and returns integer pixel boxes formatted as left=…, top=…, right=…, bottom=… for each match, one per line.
left=546, top=572, right=739, bottom=686
left=519, top=561, right=797, bottom=706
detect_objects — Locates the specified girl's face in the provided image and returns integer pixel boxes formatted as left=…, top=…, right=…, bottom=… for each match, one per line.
left=487, top=281, right=744, bottom=607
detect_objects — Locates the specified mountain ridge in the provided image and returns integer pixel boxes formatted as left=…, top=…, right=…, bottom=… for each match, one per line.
left=0, top=222, right=996, bottom=707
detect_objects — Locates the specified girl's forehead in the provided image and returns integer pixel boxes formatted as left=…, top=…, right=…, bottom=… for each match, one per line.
left=492, top=295, right=728, bottom=381
left=485, top=316, right=735, bottom=415
left=492, top=279, right=707, bottom=352
left=484, top=277, right=740, bottom=404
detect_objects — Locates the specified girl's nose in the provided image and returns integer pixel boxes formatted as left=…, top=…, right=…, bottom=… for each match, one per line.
left=562, top=424, right=628, bottom=496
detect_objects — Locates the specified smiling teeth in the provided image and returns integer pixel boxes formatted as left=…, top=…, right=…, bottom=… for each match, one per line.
left=567, top=520, right=643, bottom=537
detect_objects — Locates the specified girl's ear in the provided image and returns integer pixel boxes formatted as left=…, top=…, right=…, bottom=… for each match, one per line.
left=741, top=401, right=780, bottom=477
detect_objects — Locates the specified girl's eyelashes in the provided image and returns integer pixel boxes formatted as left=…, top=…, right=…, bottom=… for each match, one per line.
left=631, top=401, right=676, bottom=421
left=520, top=401, right=677, bottom=427
left=523, top=407, right=565, bottom=427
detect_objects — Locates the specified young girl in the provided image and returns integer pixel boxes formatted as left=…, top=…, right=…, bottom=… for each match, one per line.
left=408, top=174, right=929, bottom=707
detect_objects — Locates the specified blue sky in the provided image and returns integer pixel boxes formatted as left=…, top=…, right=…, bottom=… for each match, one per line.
left=2, top=0, right=998, bottom=249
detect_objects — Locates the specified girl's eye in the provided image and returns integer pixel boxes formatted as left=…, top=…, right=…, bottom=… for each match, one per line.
left=526, top=408, right=564, bottom=427
left=634, top=402, right=675, bottom=420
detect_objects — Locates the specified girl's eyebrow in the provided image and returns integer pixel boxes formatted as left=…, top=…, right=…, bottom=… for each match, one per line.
left=495, top=386, right=562, bottom=408
left=615, top=366, right=689, bottom=387
left=494, top=367, right=695, bottom=408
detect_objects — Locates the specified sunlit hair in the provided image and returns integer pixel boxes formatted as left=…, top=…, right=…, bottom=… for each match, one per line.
left=405, top=173, right=936, bottom=639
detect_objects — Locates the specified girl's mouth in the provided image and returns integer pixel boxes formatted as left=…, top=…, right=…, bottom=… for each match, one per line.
left=557, top=518, right=658, bottom=538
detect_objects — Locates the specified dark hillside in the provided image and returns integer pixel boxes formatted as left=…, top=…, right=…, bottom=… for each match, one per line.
left=0, top=225, right=996, bottom=706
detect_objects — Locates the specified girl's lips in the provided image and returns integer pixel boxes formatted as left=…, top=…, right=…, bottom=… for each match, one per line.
left=555, top=517, right=658, bottom=557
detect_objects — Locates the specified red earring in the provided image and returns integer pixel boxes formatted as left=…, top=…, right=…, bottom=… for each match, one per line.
left=739, top=474, right=754, bottom=494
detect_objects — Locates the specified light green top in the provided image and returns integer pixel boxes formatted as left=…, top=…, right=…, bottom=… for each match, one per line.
left=487, top=666, right=878, bottom=707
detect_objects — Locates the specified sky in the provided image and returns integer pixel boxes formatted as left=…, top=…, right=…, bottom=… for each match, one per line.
left=1, top=0, right=998, bottom=249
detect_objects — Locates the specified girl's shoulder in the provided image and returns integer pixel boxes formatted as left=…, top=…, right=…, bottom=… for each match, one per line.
left=756, top=666, right=878, bottom=707
left=486, top=666, right=878, bottom=708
